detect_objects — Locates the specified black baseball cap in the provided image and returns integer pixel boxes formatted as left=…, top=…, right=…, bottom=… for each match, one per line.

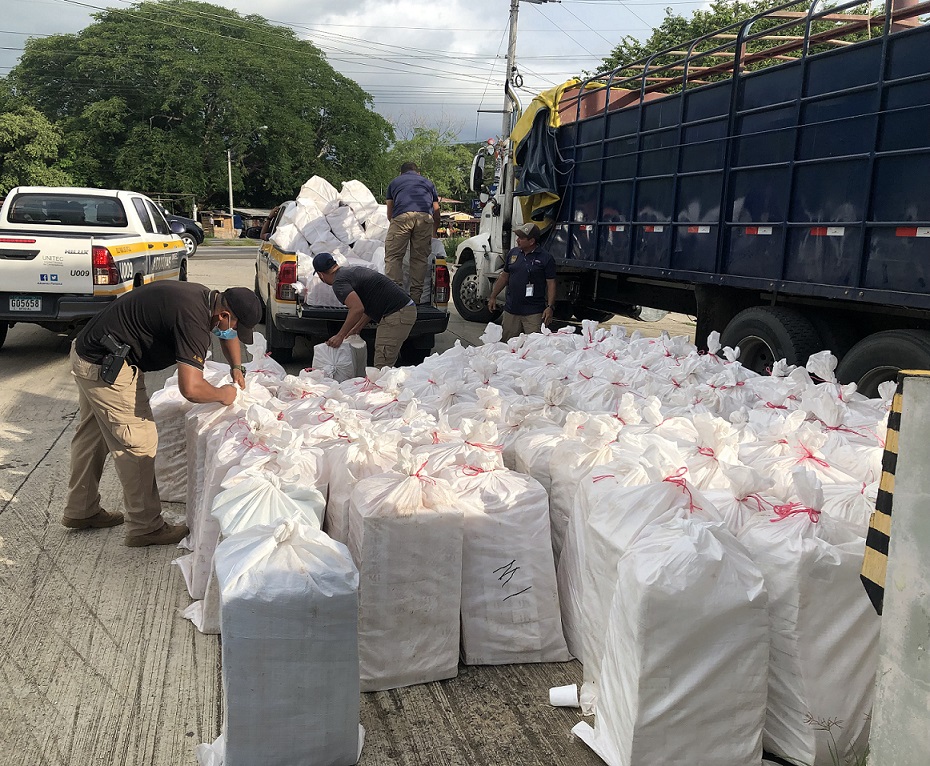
left=222, top=287, right=263, bottom=345
left=313, top=252, right=338, bottom=274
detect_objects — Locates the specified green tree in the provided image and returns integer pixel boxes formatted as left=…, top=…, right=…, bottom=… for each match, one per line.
left=380, top=127, right=481, bottom=203
left=0, top=105, right=73, bottom=196
left=8, top=0, right=393, bottom=208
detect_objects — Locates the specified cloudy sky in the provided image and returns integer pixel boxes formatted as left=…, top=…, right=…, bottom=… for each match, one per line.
left=1, top=0, right=705, bottom=141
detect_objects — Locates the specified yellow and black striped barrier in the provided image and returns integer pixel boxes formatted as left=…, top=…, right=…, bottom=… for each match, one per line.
left=861, top=369, right=930, bottom=615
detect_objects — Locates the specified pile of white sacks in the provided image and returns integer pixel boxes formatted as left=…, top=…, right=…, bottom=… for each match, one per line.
left=269, top=175, right=442, bottom=309
left=151, top=323, right=889, bottom=766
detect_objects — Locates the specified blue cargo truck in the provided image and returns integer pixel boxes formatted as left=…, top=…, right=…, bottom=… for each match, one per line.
left=454, top=0, right=929, bottom=395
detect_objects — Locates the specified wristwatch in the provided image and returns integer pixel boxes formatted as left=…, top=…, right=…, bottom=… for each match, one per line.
left=231, top=364, right=247, bottom=374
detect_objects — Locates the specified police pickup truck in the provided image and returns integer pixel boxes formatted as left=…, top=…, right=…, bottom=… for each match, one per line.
left=255, top=201, right=450, bottom=364
left=0, top=187, right=189, bottom=350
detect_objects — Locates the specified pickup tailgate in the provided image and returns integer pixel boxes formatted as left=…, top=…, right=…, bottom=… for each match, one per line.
left=0, top=232, right=94, bottom=297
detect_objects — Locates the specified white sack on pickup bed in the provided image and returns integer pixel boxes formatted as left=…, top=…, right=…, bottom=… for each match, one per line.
left=297, top=175, right=340, bottom=215
left=339, top=180, right=379, bottom=223
left=573, top=518, right=768, bottom=766
left=292, top=199, right=332, bottom=244
left=327, top=205, right=365, bottom=245
left=348, top=449, right=463, bottom=691
left=737, top=469, right=878, bottom=765
left=270, top=222, right=308, bottom=253
left=439, top=456, right=570, bottom=665
left=215, top=521, right=361, bottom=766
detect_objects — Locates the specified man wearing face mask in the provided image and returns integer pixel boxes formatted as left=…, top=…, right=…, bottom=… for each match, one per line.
left=61, top=281, right=262, bottom=547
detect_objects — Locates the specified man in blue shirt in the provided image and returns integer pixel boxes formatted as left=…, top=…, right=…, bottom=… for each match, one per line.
left=385, top=162, right=441, bottom=303
left=487, top=223, right=557, bottom=340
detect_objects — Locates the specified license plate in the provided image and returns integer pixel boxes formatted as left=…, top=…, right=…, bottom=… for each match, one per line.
left=10, top=296, right=42, bottom=312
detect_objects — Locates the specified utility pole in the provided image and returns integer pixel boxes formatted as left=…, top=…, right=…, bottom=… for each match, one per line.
left=500, top=0, right=555, bottom=253
left=499, top=0, right=521, bottom=255
left=227, top=149, right=234, bottom=218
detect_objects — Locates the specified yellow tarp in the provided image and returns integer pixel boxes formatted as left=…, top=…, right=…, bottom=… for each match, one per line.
left=511, top=79, right=606, bottom=231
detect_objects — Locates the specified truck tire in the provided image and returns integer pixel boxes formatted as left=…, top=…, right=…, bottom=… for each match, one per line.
left=452, top=259, right=499, bottom=323
left=0, top=322, right=7, bottom=351
left=719, top=306, right=823, bottom=374
left=836, top=330, right=930, bottom=398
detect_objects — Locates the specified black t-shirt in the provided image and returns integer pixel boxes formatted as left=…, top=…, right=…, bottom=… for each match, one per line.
left=503, top=246, right=556, bottom=315
left=331, top=267, right=411, bottom=322
left=75, top=281, right=212, bottom=372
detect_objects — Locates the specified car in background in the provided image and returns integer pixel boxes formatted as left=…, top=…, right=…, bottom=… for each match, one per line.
left=161, top=209, right=204, bottom=256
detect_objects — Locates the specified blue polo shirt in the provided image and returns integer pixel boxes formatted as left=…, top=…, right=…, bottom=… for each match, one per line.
left=503, top=246, right=556, bottom=315
left=386, top=171, right=439, bottom=217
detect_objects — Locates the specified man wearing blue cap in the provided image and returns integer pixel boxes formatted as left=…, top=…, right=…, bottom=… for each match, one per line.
left=313, top=253, right=416, bottom=368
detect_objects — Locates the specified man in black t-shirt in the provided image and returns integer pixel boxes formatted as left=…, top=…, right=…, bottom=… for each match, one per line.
left=312, top=253, right=416, bottom=368
left=488, top=223, right=557, bottom=340
left=62, top=281, right=262, bottom=547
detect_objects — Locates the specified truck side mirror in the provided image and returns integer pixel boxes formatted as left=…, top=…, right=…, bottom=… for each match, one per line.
left=469, top=153, right=486, bottom=194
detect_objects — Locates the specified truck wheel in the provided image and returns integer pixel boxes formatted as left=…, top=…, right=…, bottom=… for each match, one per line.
left=0, top=322, right=7, bottom=351
left=181, top=233, right=198, bottom=256
left=836, top=330, right=930, bottom=398
left=719, top=306, right=823, bottom=374
left=452, top=260, right=499, bottom=323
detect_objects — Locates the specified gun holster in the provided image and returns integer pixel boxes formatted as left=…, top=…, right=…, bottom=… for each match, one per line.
left=99, top=334, right=131, bottom=385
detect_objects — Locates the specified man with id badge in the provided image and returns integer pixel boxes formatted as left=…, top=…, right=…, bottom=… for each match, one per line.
left=61, top=282, right=261, bottom=547
left=487, top=222, right=557, bottom=341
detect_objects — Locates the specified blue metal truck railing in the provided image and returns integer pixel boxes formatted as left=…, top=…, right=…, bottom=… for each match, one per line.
left=545, top=0, right=930, bottom=312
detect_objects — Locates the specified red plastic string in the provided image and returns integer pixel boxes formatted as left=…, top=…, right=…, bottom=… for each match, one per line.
left=796, top=446, right=830, bottom=469
left=663, top=467, right=702, bottom=513
left=671, top=378, right=682, bottom=388
left=579, top=371, right=593, bottom=381
left=465, top=440, right=504, bottom=453
left=371, top=397, right=399, bottom=415
left=765, top=402, right=788, bottom=410
left=740, top=493, right=774, bottom=513
left=413, top=460, right=436, bottom=485
left=461, top=465, right=489, bottom=476
left=592, top=474, right=615, bottom=483
left=697, top=446, right=716, bottom=459
left=771, top=502, right=820, bottom=523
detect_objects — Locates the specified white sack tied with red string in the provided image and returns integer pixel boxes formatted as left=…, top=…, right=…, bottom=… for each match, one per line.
left=557, top=453, right=662, bottom=662
left=548, top=416, right=623, bottom=564
left=214, top=520, right=361, bottom=766
left=573, top=518, right=769, bottom=766
left=438, top=450, right=570, bottom=666
left=737, top=468, right=878, bottom=766
left=347, top=447, right=463, bottom=691
left=580, top=467, right=719, bottom=713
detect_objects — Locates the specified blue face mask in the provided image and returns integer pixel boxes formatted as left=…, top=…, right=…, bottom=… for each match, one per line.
left=212, top=327, right=237, bottom=340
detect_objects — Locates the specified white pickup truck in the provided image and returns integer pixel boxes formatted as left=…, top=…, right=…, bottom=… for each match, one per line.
left=0, top=186, right=189, bottom=350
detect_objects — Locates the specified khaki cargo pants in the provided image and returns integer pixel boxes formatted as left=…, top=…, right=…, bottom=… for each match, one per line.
left=501, top=311, right=544, bottom=341
left=63, top=343, right=164, bottom=536
left=384, top=211, right=433, bottom=303
left=374, top=304, right=416, bottom=368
